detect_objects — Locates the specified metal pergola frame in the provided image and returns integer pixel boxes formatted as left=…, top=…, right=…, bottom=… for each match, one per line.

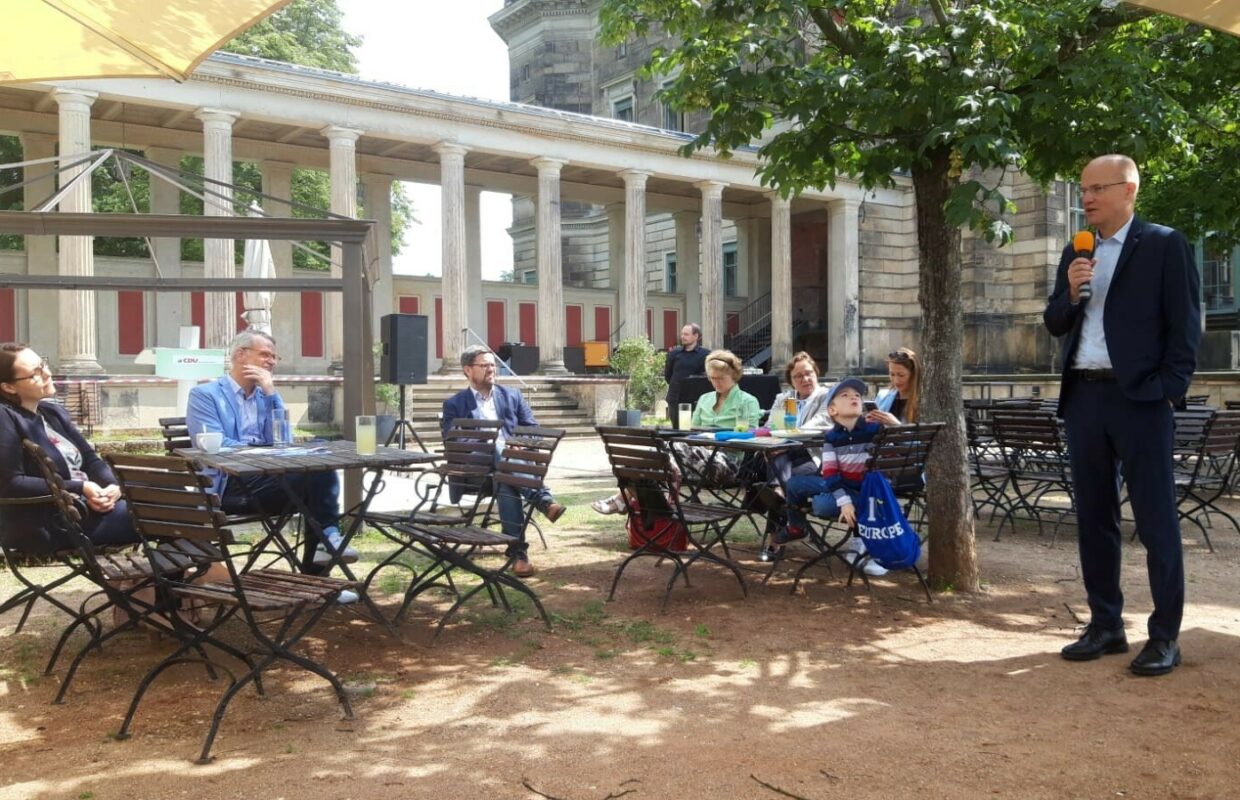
left=0, top=209, right=377, bottom=505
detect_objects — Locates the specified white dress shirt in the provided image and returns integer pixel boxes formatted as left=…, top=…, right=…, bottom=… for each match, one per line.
left=1072, top=215, right=1134, bottom=370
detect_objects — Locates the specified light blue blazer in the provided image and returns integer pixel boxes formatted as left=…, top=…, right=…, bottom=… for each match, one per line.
left=186, top=376, right=286, bottom=495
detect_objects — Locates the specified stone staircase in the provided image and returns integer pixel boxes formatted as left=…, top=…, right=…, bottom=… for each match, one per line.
left=392, top=377, right=600, bottom=444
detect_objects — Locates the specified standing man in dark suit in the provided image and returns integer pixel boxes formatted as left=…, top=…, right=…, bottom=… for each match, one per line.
left=441, top=346, right=566, bottom=577
left=665, top=323, right=708, bottom=428
left=1044, top=154, right=1201, bottom=676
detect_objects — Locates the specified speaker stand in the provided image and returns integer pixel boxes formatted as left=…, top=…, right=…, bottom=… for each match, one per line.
left=384, top=384, right=429, bottom=453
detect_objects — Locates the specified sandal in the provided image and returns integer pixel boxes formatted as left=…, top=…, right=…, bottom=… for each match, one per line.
left=591, top=494, right=626, bottom=515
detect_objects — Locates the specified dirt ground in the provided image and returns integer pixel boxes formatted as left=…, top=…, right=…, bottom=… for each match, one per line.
left=2, top=459, right=1239, bottom=800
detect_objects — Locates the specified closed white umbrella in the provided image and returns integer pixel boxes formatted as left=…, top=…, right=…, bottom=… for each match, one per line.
left=241, top=205, right=275, bottom=333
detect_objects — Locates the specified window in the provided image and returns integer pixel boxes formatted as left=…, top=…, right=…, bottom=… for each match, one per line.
left=664, top=252, right=678, bottom=293
left=522, top=269, right=536, bottom=285
left=521, top=63, right=531, bottom=81
left=1067, top=182, right=1087, bottom=235
left=660, top=80, right=683, bottom=131
left=612, top=95, right=634, bottom=122
left=1201, top=237, right=1235, bottom=311
left=723, top=242, right=738, bottom=298
left=616, top=41, right=628, bottom=58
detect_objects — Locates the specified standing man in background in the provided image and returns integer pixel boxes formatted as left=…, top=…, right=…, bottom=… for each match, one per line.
left=664, top=323, right=708, bottom=428
left=1044, top=154, right=1201, bottom=677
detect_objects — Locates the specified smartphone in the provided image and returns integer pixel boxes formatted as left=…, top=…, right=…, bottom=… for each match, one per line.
left=863, top=400, right=878, bottom=412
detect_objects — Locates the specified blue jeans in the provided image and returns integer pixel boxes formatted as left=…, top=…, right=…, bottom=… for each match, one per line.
left=222, top=471, right=340, bottom=571
left=494, top=451, right=552, bottom=560
left=785, top=475, right=857, bottom=529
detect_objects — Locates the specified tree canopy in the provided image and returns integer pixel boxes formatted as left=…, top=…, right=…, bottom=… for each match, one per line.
left=599, top=0, right=1240, bottom=590
left=223, top=0, right=361, bottom=73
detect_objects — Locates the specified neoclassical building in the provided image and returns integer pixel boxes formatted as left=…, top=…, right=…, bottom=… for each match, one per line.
left=0, top=51, right=894, bottom=378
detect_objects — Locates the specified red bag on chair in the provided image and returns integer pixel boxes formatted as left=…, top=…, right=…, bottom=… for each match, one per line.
left=624, top=493, right=688, bottom=552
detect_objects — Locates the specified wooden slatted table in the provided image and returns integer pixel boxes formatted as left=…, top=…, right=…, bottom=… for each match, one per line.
left=177, top=440, right=441, bottom=636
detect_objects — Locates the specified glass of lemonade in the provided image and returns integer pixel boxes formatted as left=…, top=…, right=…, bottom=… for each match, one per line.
left=355, top=415, right=377, bottom=455
left=678, top=403, right=693, bottom=430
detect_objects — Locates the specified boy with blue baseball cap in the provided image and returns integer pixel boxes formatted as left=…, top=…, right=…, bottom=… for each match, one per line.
left=778, top=377, right=892, bottom=576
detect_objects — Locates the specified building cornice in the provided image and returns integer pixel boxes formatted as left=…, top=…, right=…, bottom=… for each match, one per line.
left=489, top=0, right=595, bottom=41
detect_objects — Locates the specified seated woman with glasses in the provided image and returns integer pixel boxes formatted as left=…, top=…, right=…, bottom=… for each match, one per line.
left=870, top=347, right=921, bottom=425
left=591, top=349, right=761, bottom=514
left=0, top=342, right=137, bottom=555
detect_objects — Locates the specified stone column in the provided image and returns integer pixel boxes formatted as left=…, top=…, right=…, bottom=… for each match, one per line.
left=620, top=169, right=651, bottom=343
left=674, top=211, right=700, bottom=331
left=435, top=142, right=468, bottom=372
left=322, top=125, right=363, bottom=373
left=607, top=203, right=624, bottom=312
left=147, top=146, right=184, bottom=346
left=53, top=89, right=103, bottom=374
left=261, top=160, right=297, bottom=358
left=696, top=180, right=726, bottom=348
left=362, top=173, right=395, bottom=339
left=770, top=192, right=794, bottom=368
left=465, top=185, right=485, bottom=340
left=20, top=131, right=57, bottom=351
left=827, top=198, right=861, bottom=370
left=532, top=157, right=568, bottom=374
left=196, top=107, right=239, bottom=350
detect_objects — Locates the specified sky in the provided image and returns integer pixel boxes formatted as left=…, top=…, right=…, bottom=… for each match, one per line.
left=336, top=1, right=513, bottom=279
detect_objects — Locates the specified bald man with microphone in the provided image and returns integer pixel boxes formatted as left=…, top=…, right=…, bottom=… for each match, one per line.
left=1044, top=154, right=1201, bottom=676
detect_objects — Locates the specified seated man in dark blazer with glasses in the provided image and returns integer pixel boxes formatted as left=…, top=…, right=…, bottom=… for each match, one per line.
left=441, top=346, right=566, bottom=578
left=1044, top=154, right=1201, bottom=677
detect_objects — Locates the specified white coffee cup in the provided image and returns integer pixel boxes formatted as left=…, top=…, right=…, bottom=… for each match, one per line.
left=195, top=431, right=223, bottom=454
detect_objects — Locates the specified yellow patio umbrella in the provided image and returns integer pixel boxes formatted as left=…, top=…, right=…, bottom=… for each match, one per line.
left=0, top=0, right=295, bottom=83
left=1125, top=0, right=1240, bottom=37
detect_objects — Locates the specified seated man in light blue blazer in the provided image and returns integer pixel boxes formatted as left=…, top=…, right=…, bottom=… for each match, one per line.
left=187, top=331, right=354, bottom=579
left=440, top=345, right=566, bottom=578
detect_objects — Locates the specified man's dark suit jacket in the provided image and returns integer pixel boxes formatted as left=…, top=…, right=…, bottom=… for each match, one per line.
left=1043, top=217, right=1201, bottom=415
left=440, top=384, right=538, bottom=503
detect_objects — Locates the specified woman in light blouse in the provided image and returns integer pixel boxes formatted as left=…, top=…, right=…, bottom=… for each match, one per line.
left=691, top=349, right=761, bottom=429
left=870, top=347, right=921, bottom=425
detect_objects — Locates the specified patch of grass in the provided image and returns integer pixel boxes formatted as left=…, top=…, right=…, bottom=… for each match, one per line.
left=693, top=623, right=711, bottom=638
left=595, top=648, right=618, bottom=660
left=738, top=658, right=757, bottom=669
left=653, top=646, right=677, bottom=658
left=401, top=689, right=416, bottom=700
left=623, top=619, right=675, bottom=646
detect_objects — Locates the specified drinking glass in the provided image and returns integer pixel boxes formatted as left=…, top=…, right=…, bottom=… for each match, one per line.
left=270, top=408, right=291, bottom=445
left=678, top=403, right=693, bottom=430
left=355, top=415, right=376, bottom=455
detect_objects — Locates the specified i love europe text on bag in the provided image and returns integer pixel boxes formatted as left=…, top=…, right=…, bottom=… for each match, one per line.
left=855, top=470, right=921, bottom=571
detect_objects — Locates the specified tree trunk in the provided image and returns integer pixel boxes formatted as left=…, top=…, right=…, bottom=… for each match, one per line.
left=911, top=151, right=980, bottom=593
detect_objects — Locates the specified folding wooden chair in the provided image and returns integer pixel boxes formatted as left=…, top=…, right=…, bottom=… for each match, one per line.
left=989, top=409, right=1075, bottom=542
left=598, top=426, right=749, bottom=612
left=388, top=426, right=565, bottom=640
left=18, top=442, right=222, bottom=704
left=107, top=452, right=356, bottom=764
left=789, top=423, right=943, bottom=602
left=1170, top=409, right=1240, bottom=552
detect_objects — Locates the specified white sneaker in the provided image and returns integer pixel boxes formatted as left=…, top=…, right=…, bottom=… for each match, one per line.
left=851, top=553, right=888, bottom=577
left=312, top=528, right=359, bottom=566
left=335, top=589, right=359, bottom=605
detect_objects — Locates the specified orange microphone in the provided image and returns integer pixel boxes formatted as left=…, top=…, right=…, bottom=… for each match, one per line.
left=1073, top=230, right=1096, bottom=302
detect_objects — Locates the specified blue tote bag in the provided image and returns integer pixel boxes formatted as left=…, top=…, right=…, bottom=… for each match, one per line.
left=855, top=470, right=921, bottom=570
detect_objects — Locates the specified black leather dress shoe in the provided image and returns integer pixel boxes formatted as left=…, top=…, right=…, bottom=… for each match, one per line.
left=1061, top=624, right=1129, bottom=661
left=1129, top=639, right=1181, bottom=676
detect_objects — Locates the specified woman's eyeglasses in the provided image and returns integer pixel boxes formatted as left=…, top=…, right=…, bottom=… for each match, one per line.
left=11, top=360, right=50, bottom=382
left=888, top=351, right=914, bottom=366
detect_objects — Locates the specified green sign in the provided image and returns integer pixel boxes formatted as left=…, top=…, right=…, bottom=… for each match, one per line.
left=154, top=348, right=228, bottom=380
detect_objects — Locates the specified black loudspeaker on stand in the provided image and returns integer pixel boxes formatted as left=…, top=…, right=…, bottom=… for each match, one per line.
left=379, top=313, right=429, bottom=450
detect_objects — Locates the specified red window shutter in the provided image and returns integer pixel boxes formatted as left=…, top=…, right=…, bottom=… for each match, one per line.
left=0, top=289, right=15, bottom=342
left=662, top=309, right=678, bottom=350
left=300, top=291, right=324, bottom=358
left=594, top=305, right=611, bottom=341
left=235, top=291, right=247, bottom=333
left=190, top=291, right=205, bottom=347
left=487, top=300, right=506, bottom=351
left=398, top=295, right=420, bottom=314
left=645, top=309, right=652, bottom=340
left=434, top=296, right=443, bottom=359
left=565, top=304, right=583, bottom=348
left=519, top=302, right=537, bottom=346
left=117, top=291, right=145, bottom=355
